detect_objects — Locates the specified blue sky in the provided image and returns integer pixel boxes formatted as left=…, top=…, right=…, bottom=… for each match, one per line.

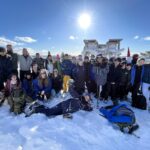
left=0, top=0, right=150, bottom=55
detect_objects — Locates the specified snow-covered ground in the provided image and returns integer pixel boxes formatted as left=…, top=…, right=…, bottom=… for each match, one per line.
left=0, top=96, right=150, bottom=150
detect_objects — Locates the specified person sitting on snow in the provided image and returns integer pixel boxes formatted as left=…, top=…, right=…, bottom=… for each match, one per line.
left=22, top=72, right=34, bottom=103
left=51, top=68, right=63, bottom=97
left=32, top=69, right=52, bottom=101
left=5, top=74, right=26, bottom=114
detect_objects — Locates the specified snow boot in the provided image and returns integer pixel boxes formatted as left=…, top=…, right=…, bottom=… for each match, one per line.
left=63, top=113, right=73, bottom=119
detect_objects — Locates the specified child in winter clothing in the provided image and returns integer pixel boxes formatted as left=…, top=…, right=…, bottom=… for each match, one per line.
left=5, top=74, right=25, bottom=114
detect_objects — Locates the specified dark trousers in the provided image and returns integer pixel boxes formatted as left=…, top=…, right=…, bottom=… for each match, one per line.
left=107, top=82, right=119, bottom=105
left=0, top=77, right=5, bottom=91
left=100, top=83, right=109, bottom=100
left=86, top=80, right=97, bottom=94
left=35, top=99, right=80, bottom=117
left=35, top=103, right=63, bottom=117
left=132, top=83, right=140, bottom=107
left=119, top=85, right=127, bottom=99
left=0, top=81, right=4, bottom=91
left=20, top=70, right=30, bottom=81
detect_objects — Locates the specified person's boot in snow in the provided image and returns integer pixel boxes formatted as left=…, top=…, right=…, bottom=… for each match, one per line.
left=128, top=124, right=139, bottom=134
left=63, top=113, right=73, bottom=119
left=24, top=101, right=40, bottom=117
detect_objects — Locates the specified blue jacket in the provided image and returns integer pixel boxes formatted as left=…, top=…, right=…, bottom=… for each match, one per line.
left=100, top=104, right=134, bottom=124
left=61, top=60, right=73, bottom=76
left=131, top=65, right=144, bottom=86
left=32, top=78, right=52, bottom=100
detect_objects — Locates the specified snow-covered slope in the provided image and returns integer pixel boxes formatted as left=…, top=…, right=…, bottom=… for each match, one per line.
left=0, top=97, right=150, bottom=150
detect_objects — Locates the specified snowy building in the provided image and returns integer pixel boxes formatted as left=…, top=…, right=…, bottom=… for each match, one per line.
left=82, top=39, right=124, bottom=58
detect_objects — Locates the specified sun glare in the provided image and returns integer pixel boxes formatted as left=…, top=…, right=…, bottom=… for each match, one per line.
left=78, top=13, right=91, bottom=30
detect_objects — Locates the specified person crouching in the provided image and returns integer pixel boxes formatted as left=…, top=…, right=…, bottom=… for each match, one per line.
left=32, top=69, right=52, bottom=101
left=5, top=74, right=25, bottom=114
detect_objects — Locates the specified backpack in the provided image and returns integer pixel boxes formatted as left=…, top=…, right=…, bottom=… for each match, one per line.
left=100, top=104, right=139, bottom=133
left=135, top=94, right=147, bottom=110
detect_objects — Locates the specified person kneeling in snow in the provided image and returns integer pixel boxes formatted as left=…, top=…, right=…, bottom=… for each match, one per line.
left=25, top=81, right=93, bottom=118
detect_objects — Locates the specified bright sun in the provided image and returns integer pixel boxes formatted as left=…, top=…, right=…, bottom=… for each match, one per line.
left=78, top=13, right=91, bottom=30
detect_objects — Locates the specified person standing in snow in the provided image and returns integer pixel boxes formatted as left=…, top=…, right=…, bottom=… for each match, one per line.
left=33, top=53, right=45, bottom=71
left=53, top=54, right=62, bottom=76
left=90, top=54, right=96, bottom=65
left=6, top=44, right=18, bottom=75
left=71, top=56, right=77, bottom=77
left=31, top=63, right=39, bottom=80
left=107, top=58, right=122, bottom=105
left=118, top=62, right=129, bottom=100
left=45, top=54, right=54, bottom=77
left=19, top=48, right=32, bottom=81
left=0, top=47, right=12, bottom=91
left=142, top=64, right=150, bottom=111
left=83, top=56, right=94, bottom=93
left=125, top=63, right=132, bottom=98
left=92, top=57, right=109, bottom=100
left=131, top=58, right=145, bottom=107
left=61, top=54, right=73, bottom=92
left=72, top=59, right=86, bottom=95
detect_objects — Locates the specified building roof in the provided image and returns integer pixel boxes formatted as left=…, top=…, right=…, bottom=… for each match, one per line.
left=84, top=39, right=98, bottom=45
left=108, top=39, right=122, bottom=43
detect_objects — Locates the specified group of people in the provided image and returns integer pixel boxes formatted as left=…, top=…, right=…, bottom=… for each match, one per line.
left=0, top=44, right=150, bottom=118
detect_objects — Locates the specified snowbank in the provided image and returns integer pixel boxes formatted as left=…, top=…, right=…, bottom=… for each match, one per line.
left=0, top=97, right=150, bottom=150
